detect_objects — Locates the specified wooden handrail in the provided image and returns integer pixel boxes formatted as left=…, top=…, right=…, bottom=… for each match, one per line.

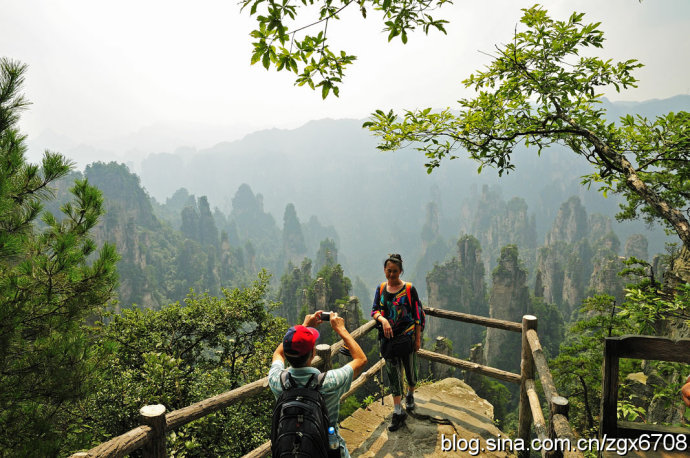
left=77, top=425, right=152, bottom=457
left=522, top=320, right=583, bottom=458
left=425, top=307, right=522, bottom=332
left=604, top=334, right=690, bottom=363
left=525, top=379, right=547, bottom=443
left=241, top=441, right=271, bottom=458
left=72, top=309, right=582, bottom=458
left=330, top=319, right=377, bottom=357
left=166, top=376, right=269, bottom=430
left=417, top=348, right=521, bottom=384
left=518, top=315, right=537, bottom=454
left=526, top=328, right=558, bottom=404
left=341, top=357, right=386, bottom=400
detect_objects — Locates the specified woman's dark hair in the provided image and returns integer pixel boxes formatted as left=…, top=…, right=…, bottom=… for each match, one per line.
left=384, top=253, right=403, bottom=273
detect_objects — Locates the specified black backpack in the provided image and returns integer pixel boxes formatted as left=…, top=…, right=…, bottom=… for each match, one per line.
left=271, top=370, right=331, bottom=458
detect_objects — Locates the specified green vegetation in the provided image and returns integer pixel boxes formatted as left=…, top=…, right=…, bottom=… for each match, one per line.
left=80, top=272, right=285, bottom=456
left=365, top=5, right=690, bottom=253
left=3, top=3, right=688, bottom=455
left=0, top=58, right=292, bottom=456
left=0, top=58, right=118, bottom=456
left=241, top=0, right=450, bottom=97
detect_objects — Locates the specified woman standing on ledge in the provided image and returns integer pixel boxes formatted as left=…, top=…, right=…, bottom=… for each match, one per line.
left=371, top=254, right=423, bottom=432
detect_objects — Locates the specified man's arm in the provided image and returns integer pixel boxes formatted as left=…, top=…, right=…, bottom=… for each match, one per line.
left=330, top=313, right=367, bottom=378
left=682, top=375, right=690, bottom=407
left=273, top=342, right=285, bottom=364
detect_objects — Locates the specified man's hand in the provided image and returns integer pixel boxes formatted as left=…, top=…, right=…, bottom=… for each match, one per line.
left=329, top=312, right=368, bottom=378
left=303, top=310, right=324, bottom=328
left=682, top=380, right=690, bottom=407
left=330, top=312, right=346, bottom=334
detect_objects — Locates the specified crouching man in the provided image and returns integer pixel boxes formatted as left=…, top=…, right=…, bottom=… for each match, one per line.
left=269, top=311, right=367, bottom=457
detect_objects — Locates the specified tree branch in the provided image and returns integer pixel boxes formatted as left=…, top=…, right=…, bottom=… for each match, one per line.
left=557, top=113, right=690, bottom=248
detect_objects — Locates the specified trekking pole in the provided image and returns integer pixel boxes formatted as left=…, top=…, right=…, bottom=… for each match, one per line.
left=380, top=354, right=384, bottom=405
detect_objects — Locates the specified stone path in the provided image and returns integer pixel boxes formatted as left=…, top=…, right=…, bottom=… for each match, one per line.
left=340, top=378, right=517, bottom=457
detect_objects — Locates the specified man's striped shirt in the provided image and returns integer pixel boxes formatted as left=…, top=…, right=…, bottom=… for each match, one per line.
left=268, top=361, right=353, bottom=457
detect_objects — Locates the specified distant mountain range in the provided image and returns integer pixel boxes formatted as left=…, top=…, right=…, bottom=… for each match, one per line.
left=30, top=95, right=690, bottom=289
left=132, top=96, right=686, bottom=282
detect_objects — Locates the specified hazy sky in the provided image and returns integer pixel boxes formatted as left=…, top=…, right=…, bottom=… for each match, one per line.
left=2, top=0, right=689, bottom=164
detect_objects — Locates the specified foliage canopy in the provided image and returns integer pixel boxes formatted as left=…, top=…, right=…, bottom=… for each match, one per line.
left=80, top=272, right=285, bottom=456
left=364, top=5, right=690, bottom=251
left=241, top=0, right=451, bottom=98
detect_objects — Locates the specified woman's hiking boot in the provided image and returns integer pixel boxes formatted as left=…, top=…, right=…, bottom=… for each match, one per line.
left=405, top=392, right=415, bottom=411
left=388, top=410, right=407, bottom=431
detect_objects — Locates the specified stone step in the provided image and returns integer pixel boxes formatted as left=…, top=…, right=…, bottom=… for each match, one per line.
left=340, top=377, right=516, bottom=457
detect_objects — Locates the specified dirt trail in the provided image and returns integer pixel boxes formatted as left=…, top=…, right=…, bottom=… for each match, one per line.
left=339, top=378, right=517, bottom=457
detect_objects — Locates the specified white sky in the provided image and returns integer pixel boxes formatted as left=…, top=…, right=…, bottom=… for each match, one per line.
left=2, top=0, right=689, bottom=164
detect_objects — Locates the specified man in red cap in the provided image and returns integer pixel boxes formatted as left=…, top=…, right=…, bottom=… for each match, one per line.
left=269, top=310, right=367, bottom=457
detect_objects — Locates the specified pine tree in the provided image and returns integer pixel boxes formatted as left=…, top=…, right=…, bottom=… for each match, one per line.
left=0, top=58, right=118, bottom=455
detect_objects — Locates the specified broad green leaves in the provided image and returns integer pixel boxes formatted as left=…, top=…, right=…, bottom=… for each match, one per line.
left=82, top=272, right=286, bottom=456
left=364, top=5, right=690, bottom=250
left=242, top=0, right=450, bottom=98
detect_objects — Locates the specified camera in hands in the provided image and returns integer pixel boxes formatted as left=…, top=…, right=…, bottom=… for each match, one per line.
left=321, top=311, right=332, bottom=321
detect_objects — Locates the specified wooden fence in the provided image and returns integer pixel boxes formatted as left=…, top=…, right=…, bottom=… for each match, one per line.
left=600, top=335, right=690, bottom=444
left=71, top=309, right=582, bottom=458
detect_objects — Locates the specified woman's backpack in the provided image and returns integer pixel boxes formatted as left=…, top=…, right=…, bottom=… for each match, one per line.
left=378, top=281, right=426, bottom=332
left=271, top=370, right=331, bottom=458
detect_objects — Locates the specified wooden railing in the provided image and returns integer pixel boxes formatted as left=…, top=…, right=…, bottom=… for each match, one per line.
left=71, top=309, right=581, bottom=458
left=423, top=308, right=582, bottom=458
left=600, top=335, right=690, bottom=443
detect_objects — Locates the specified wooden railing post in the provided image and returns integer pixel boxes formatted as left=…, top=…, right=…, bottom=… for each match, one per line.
left=518, top=315, right=537, bottom=458
left=73, top=308, right=590, bottom=458
left=140, top=404, right=166, bottom=458
left=316, top=344, right=331, bottom=371
left=546, top=396, right=569, bottom=458
left=599, top=337, right=619, bottom=442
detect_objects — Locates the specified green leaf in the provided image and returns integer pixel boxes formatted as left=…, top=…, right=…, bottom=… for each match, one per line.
left=250, top=51, right=262, bottom=65
left=250, top=0, right=263, bottom=15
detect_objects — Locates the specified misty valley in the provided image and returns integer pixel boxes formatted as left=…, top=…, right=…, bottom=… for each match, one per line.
left=23, top=96, right=685, bottom=455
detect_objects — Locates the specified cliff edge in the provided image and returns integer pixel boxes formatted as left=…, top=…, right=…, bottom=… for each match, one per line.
left=340, top=378, right=516, bottom=457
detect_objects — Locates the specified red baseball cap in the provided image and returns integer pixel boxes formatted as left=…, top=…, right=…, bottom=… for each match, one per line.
left=283, top=325, right=320, bottom=357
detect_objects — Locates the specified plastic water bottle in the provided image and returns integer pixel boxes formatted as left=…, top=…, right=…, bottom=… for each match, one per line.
left=328, top=426, right=339, bottom=450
